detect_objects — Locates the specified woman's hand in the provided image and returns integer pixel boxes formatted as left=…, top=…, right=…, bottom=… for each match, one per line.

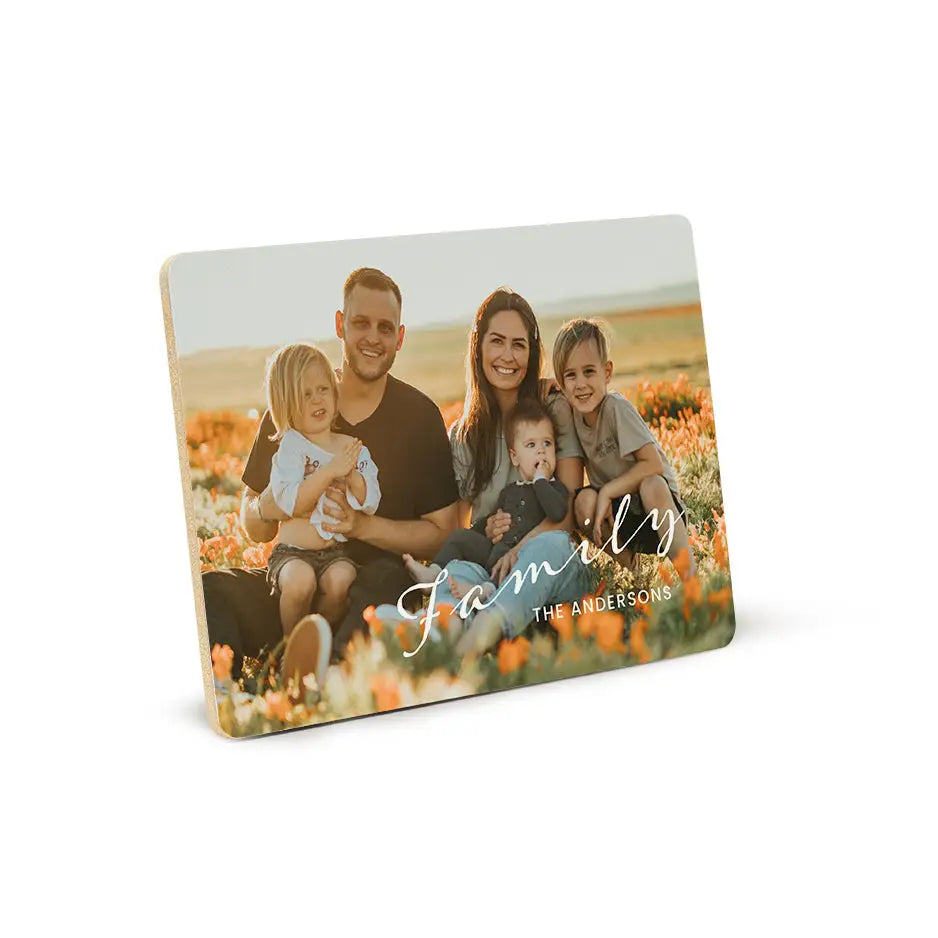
left=491, top=544, right=521, bottom=586
left=485, top=510, right=512, bottom=544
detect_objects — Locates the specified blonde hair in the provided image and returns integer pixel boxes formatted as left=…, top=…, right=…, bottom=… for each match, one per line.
left=265, top=342, right=338, bottom=441
left=552, top=318, right=612, bottom=382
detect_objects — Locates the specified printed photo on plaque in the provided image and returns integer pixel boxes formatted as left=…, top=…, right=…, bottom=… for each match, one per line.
left=161, top=216, right=734, bottom=737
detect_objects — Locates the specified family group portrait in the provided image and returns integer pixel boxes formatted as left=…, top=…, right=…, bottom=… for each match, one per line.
left=163, top=216, right=735, bottom=737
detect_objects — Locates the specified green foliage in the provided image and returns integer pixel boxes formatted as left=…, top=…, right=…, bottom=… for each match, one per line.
left=677, top=449, right=724, bottom=528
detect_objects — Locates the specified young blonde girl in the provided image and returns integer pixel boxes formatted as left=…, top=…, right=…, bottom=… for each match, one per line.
left=264, top=343, right=381, bottom=643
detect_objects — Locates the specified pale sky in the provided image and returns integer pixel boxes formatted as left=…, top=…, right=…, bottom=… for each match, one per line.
left=166, top=215, right=698, bottom=355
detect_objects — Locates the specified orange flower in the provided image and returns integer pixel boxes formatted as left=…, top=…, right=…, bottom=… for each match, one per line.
left=436, top=603, right=455, bottom=632
left=211, top=643, right=234, bottom=682
left=438, top=400, right=465, bottom=428
left=683, top=575, right=702, bottom=605
left=672, top=547, right=692, bottom=580
left=264, top=691, right=291, bottom=721
left=629, top=618, right=651, bottom=664
left=657, top=562, right=675, bottom=586
left=551, top=604, right=574, bottom=642
left=713, top=529, right=729, bottom=570
left=707, top=586, right=733, bottom=611
left=594, top=612, right=625, bottom=653
left=687, top=524, right=706, bottom=551
left=362, top=605, right=384, bottom=636
left=497, top=637, right=531, bottom=675
left=517, top=636, right=531, bottom=661
left=200, top=535, right=222, bottom=559
left=394, top=621, right=410, bottom=652
left=577, top=609, right=597, bottom=639
left=242, top=546, right=266, bottom=567
left=370, top=674, right=401, bottom=712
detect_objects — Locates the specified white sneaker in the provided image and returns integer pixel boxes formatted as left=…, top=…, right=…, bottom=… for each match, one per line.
left=282, top=614, right=332, bottom=695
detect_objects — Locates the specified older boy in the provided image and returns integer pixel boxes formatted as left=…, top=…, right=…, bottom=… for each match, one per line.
left=553, top=318, right=695, bottom=576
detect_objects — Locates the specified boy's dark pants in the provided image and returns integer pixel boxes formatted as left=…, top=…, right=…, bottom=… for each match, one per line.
left=434, top=528, right=504, bottom=570
left=202, top=557, right=414, bottom=675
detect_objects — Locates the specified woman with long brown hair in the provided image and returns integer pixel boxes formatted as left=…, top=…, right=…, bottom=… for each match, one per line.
left=441, top=288, right=590, bottom=654
left=451, top=288, right=582, bottom=522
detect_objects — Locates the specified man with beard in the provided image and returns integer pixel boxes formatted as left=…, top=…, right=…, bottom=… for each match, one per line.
left=204, top=268, right=459, bottom=684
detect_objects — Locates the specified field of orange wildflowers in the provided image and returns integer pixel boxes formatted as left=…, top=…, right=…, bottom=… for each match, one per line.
left=190, top=377, right=734, bottom=737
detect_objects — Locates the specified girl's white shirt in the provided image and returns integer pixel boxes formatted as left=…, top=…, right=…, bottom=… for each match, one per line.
left=269, top=429, right=381, bottom=542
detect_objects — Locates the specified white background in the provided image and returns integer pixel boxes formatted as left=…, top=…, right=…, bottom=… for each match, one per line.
left=3, top=3, right=936, bottom=936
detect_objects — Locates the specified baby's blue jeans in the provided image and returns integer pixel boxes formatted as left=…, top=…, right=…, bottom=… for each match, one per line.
left=435, top=530, right=590, bottom=639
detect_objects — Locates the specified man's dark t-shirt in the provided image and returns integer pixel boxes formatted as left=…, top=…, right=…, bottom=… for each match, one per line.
left=242, top=375, right=458, bottom=566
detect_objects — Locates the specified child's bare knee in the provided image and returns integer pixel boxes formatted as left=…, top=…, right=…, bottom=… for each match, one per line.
left=319, top=562, right=356, bottom=598
left=639, top=475, right=669, bottom=503
left=279, top=562, right=317, bottom=598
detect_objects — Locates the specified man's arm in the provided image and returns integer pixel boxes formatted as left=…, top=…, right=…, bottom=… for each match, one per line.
left=241, top=487, right=282, bottom=544
left=358, top=505, right=459, bottom=558
left=322, top=488, right=459, bottom=559
left=249, top=483, right=315, bottom=539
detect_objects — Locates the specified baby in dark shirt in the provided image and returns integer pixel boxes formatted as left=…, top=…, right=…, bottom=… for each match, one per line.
left=404, top=399, right=569, bottom=593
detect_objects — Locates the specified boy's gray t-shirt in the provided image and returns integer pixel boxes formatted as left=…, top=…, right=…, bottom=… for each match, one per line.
left=449, top=392, right=584, bottom=523
left=573, top=391, right=683, bottom=510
